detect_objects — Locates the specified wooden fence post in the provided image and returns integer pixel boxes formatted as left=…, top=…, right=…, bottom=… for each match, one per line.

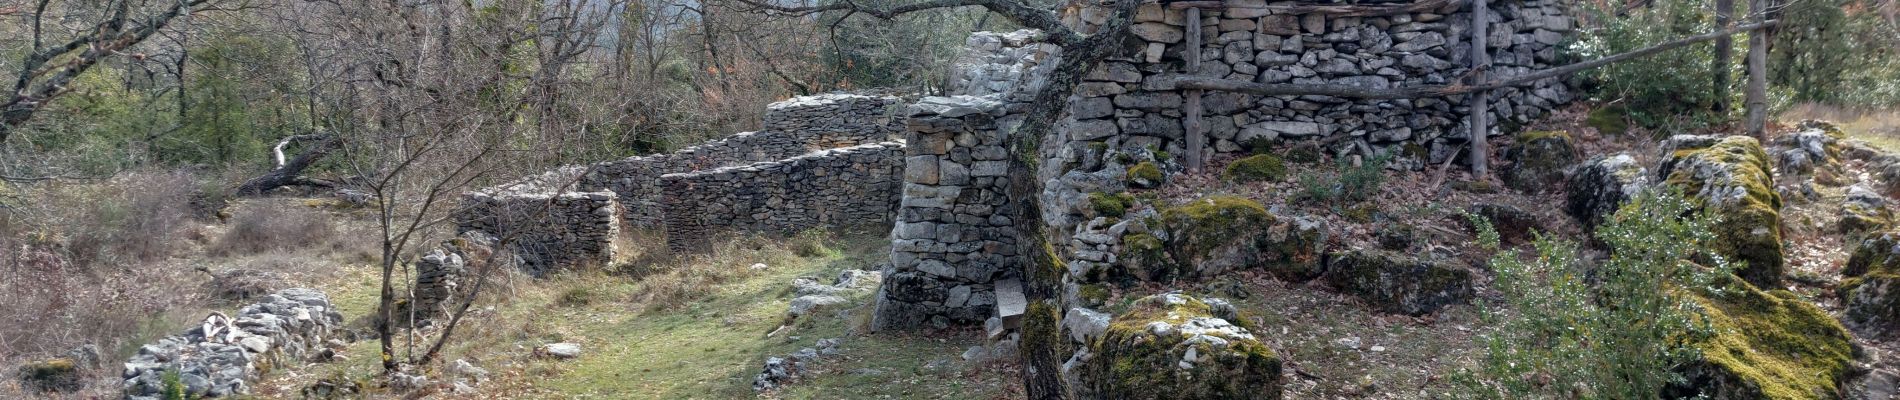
left=1183, top=6, right=1205, bottom=171
left=1468, top=0, right=1490, bottom=179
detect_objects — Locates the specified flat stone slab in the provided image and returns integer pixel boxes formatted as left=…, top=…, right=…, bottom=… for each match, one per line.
left=996, top=279, right=1027, bottom=329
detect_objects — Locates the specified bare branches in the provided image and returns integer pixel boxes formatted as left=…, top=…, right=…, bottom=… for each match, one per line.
left=729, top=0, right=1085, bottom=46
left=1169, top=20, right=1780, bottom=99
left=1165, top=0, right=1463, bottom=16
left=2, top=0, right=218, bottom=144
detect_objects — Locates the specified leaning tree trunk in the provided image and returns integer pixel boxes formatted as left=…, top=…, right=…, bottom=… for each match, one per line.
left=1003, top=1, right=1141, bottom=398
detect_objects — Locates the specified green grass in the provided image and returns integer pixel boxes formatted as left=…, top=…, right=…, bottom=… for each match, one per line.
left=263, top=231, right=1010, bottom=399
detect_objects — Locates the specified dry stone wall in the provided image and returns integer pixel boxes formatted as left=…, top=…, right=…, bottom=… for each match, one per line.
left=1057, top=0, right=1574, bottom=168
left=659, top=142, right=904, bottom=251
left=457, top=93, right=907, bottom=271
left=579, top=94, right=904, bottom=227
left=873, top=96, right=1034, bottom=330
left=122, top=289, right=343, bottom=399
left=456, top=191, right=619, bottom=277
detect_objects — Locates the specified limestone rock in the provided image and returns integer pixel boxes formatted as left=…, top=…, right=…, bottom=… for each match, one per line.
left=1080, top=293, right=1280, bottom=400
left=1502, top=130, right=1578, bottom=193
left=1564, top=153, right=1648, bottom=231
left=1660, top=135, right=1784, bottom=288
left=1322, top=250, right=1472, bottom=316
left=1671, top=277, right=1855, bottom=399
left=541, top=343, right=583, bottom=359
left=1841, top=185, right=1893, bottom=236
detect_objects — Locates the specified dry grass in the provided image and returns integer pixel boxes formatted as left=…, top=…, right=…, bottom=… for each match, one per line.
left=1780, top=102, right=1900, bottom=151
left=211, top=203, right=341, bottom=257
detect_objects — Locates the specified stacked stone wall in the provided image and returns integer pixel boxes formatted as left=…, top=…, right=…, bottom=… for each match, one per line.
left=455, top=191, right=618, bottom=276
left=658, top=142, right=905, bottom=251
left=579, top=94, right=904, bottom=227
left=122, top=289, right=344, bottom=399
left=1055, top=0, right=1574, bottom=168
left=873, top=96, right=1030, bottom=330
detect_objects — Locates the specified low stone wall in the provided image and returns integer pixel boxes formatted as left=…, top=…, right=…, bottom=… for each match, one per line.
left=455, top=191, right=618, bottom=276
left=580, top=94, right=904, bottom=228
left=659, top=142, right=904, bottom=251
left=122, top=288, right=343, bottom=399
left=873, top=96, right=1028, bottom=330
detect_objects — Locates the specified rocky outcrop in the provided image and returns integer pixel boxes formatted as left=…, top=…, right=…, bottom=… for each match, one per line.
left=122, top=288, right=344, bottom=399
left=1321, top=249, right=1472, bottom=316
left=1671, top=277, right=1855, bottom=399
left=1564, top=153, right=1650, bottom=232
left=1119, top=195, right=1327, bottom=283
left=1660, top=135, right=1784, bottom=288
left=1841, top=231, right=1900, bottom=330
left=1077, top=293, right=1279, bottom=400
left=1842, top=185, right=1894, bottom=236
left=1503, top=130, right=1579, bottom=193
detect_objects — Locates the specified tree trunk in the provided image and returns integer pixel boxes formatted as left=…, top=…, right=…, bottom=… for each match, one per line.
left=1005, top=1, right=1142, bottom=398
left=234, top=134, right=339, bottom=196
left=1713, top=0, right=1733, bottom=114
left=1745, top=0, right=1772, bottom=138
left=1468, top=0, right=1490, bottom=179
left=1182, top=6, right=1204, bottom=171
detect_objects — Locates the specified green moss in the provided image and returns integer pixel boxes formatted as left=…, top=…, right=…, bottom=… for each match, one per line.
left=1847, top=231, right=1900, bottom=277
left=1663, top=136, right=1784, bottom=287
left=1586, top=104, right=1630, bottom=135
left=1086, top=294, right=1281, bottom=399
left=1160, top=195, right=1272, bottom=263
left=1126, top=161, right=1164, bottom=188
left=1321, top=250, right=1472, bottom=315
left=1077, top=283, right=1113, bottom=305
left=1686, top=277, right=1855, bottom=399
left=1223, top=154, right=1287, bottom=183
left=1088, top=192, right=1136, bottom=218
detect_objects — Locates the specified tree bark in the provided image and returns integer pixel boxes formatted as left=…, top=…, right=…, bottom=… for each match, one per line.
left=1468, top=0, right=1490, bottom=178
left=1182, top=6, right=1204, bottom=171
left=235, top=134, right=338, bottom=196
left=1713, top=0, right=1733, bottom=114
left=1744, top=0, right=1773, bottom=138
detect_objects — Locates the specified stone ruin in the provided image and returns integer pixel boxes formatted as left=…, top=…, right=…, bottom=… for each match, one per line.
left=873, top=0, right=1577, bottom=334
left=455, top=93, right=905, bottom=272
left=121, top=288, right=343, bottom=399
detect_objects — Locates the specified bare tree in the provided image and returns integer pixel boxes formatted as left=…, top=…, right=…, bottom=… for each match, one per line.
left=2, top=0, right=219, bottom=144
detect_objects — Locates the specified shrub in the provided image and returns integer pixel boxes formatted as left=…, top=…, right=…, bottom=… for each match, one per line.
left=211, top=204, right=339, bottom=257
left=1457, top=190, right=1730, bottom=399
left=1223, top=154, right=1287, bottom=183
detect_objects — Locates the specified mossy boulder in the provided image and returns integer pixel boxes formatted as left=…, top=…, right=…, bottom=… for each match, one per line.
left=1503, top=130, right=1580, bottom=193
left=1661, top=135, right=1785, bottom=288
left=1840, top=230, right=1900, bottom=330
left=1149, top=196, right=1274, bottom=280
left=1565, top=153, right=1650, bottom=232
left=1223, top=154, right=1287, bottom=183
left=1122, top=196, right=1327, bottom=283
left=1082, top=293, right=1281, bottom=400
left=1321, top=250, right=1472, bottom=316
left=1840, top=186, right=1893, bottom=236
left=1127, top=161, right=1166, bottom=189
left=16, top=358, right=81, bottom=393
left=1462, top=203, right=1543, bottom=246
left=1671, top=277, right=1855, bottom=400
left=1088, top=192, right=1136, bottom=218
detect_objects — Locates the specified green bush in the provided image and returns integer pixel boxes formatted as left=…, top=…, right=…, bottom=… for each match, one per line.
left=1294, top=152, right=1389, bottom=205
left=1576, top=0, right=1725, bottom=129
left=1457, top=190, right=1729, bottom=399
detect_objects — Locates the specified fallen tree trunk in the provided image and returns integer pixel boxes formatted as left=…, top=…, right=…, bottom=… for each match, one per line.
left=1166, top=0, right=1461, bottom=16
left=235, top=134, right=339, bottom=196
left=1167, top=20, right=1778, bottom=99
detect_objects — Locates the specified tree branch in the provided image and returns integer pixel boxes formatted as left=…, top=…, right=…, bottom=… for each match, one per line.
left=1166, top=0, right=1462, bottom=16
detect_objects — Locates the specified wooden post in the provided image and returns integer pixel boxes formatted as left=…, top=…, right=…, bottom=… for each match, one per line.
left=1713, top=0, right=1733, bottom=114
left=1744, top=0, right=1771, bottom=138
left=1467, top=0, right=1490, bottom=179
left=1183, top=6, right=1205, bottom=171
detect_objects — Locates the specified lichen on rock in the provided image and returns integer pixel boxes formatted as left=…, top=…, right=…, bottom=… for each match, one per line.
left=1081, top=293, right=1280, bottom=400
left=1840, top=230, right=1900, bottom=330
left=1503, top=130, right=1579, bottom=193
left=1659, top=135, right=1785, bottom=288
